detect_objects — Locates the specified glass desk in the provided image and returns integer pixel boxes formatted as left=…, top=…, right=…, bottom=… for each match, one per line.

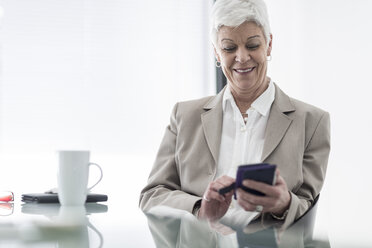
left=0, top=198, right=368, bottom=248
left=0, top=197, right=332, bottom=248
left=0, top=200, right=154, bottom=248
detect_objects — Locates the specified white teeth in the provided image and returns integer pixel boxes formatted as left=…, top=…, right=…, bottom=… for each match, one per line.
left=236, top=68, right=253, bottom=73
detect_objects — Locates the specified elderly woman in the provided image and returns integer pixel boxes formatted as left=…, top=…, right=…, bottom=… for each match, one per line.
left=140, top=0, right=330, bottom=228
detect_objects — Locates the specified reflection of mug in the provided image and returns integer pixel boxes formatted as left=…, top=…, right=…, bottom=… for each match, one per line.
left=57, top=206, right=103, bottom=248
left=57, top=151, right=103, bottom=206
left=20, top=204, right=105, bottom=248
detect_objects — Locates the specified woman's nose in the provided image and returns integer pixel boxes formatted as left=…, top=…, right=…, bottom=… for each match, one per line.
left=235, top=48, right=250, bottom=63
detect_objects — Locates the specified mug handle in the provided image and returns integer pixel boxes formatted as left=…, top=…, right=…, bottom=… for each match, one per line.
left=87, top=163, right=103, bottom=192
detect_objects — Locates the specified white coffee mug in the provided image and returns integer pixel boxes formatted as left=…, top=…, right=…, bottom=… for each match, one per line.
left=57, top=151, right=103, bottom=206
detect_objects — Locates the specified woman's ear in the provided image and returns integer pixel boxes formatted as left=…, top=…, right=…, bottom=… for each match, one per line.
left=267, top=34, right=273, bottom=56
left=213, top=46, right=221, bottom=62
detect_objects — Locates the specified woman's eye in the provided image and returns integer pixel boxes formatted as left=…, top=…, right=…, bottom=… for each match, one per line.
left=223, top=47, right=236, bottom=52
left=247, top=44, right=260, bottom=50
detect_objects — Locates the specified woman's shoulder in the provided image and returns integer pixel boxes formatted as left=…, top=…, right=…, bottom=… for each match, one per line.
left=169, top=95, right=217, bottom=129
left=285, top=96, right=330, bottom=138
left=289, top=97, right=328, bottom=117
left=274, top=84, right=328, bottom=118
left=175, top=95, right=216, bottom=113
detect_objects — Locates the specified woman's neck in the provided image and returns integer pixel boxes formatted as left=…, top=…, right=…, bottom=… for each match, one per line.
left=230, top=77, right=270, bottom=113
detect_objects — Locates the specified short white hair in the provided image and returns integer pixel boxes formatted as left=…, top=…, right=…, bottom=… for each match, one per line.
left=210, top=0, right=271, bottom=46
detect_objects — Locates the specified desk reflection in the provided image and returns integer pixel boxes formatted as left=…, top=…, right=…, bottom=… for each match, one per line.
left=144, top=205, right=330, bottom=248
left=0, top=202, right=14, bottom=216
left=0, top=203, right=107, bottom=248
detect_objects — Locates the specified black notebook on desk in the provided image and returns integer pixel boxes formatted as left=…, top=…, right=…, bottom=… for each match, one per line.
left=21, top=193, right=108, bottom=203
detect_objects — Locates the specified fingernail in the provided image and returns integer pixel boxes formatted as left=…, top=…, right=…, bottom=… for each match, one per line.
left=243, top=180, right=250, bottom=186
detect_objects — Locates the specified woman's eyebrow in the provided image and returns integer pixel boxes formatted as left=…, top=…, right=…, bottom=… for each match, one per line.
left=221, top=35, right=261, bottom=43
left=247, top=35, right=260, bottom=40
left=221, top=38, right=234, bottom=42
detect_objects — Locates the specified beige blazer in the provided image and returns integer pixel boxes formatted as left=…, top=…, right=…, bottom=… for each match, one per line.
left=140, top=83, right=330, bottom=227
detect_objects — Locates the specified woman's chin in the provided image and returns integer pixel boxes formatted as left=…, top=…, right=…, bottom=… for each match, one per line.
left=230, top=80, right=257, bottom=92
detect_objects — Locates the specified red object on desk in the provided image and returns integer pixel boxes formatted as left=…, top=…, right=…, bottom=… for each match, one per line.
left=0, top=191, right=14, bottom=202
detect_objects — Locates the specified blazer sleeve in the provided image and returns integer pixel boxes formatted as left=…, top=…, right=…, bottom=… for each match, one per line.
left=282, top=111, right=331, bottom=228
left=139, top=103, right=201, bottom=214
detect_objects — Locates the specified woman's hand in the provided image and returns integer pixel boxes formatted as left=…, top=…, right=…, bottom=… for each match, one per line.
left=198, top=175, right=235, bottom=222
left=236, top=169, right=291, bottom=215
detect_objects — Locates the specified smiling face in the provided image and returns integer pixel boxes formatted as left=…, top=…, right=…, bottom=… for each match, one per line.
left=214, top=21, right=272, bottom=97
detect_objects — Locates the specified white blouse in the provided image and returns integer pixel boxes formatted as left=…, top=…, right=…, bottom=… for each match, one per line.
left=216, top=80, right=275, bottom=179
left=216, top=80, right=275, bottom=227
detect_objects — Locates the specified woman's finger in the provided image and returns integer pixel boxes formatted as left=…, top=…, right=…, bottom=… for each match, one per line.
left=236, top=195, right=260, bottom=212
left=242, top=179, right=275, bottom=196
left=237, top=188, right=273, bottom=206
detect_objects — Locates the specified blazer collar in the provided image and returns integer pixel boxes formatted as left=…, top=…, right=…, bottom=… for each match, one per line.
left=201, top=87, right=226, bottom=164
left=261, top=83, right=296, bottom=161
left=200, top=83, right=296, bottom=165
left=203, top=87, right=226, bottom=110
left=271, top=83, right=295, bottom=113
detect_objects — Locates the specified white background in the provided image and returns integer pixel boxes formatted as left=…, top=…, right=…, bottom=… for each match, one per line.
left=0, top=0, right=371, bottom=247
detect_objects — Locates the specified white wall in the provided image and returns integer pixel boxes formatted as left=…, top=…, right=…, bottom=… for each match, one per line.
left=0, top=0, right=214, bottom=155
left=0, top=0, right=214, bottom=192
left=266, top=0, right=372, bottom=245
left=0, top=0, right=215, bottom=234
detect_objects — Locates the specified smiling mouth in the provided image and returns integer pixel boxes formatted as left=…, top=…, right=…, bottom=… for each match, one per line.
left=234, top=67, right=255, bottom=73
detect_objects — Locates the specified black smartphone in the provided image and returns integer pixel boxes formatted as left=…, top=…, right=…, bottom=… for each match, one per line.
left=236, top=163, right=277, bottom=196
left=218, top=163, right=277, bottom=198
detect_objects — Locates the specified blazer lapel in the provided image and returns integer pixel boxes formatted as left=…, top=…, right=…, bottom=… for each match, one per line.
left=201, top=89, right=225, bottom=165
left=261, top=84, right=296, bottom=162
